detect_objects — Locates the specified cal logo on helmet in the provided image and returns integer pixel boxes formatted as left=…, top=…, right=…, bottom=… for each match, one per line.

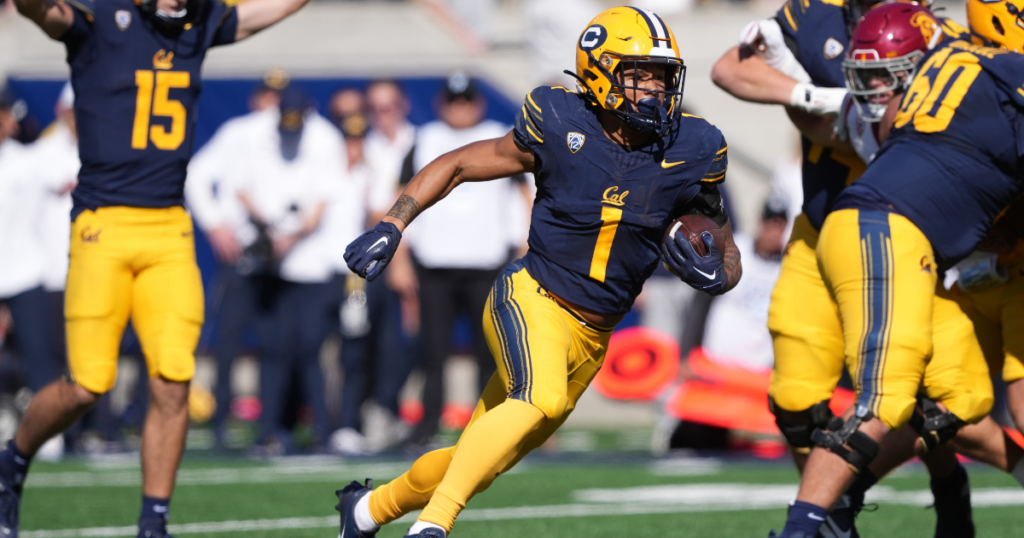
left=579, top=25, right=607, bottom=52
left=567, top=132, right=586, bottom=153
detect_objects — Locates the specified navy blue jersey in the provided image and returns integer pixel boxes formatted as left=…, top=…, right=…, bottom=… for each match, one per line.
left=836, top=40, right=1024, bottom=267
left=59, top=0, right=238, bottom=216
left=776, top=0, right=865, bottom=230
left=513, top=87, right=729, bottom=315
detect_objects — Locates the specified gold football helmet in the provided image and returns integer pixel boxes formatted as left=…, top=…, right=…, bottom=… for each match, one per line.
left=967, top=0, right=1024, bottom=52
left=569, top=6, right=685, bottom=137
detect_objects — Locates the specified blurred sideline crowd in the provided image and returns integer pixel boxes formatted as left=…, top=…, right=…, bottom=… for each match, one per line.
left=0, top=66, right=802, bottom=459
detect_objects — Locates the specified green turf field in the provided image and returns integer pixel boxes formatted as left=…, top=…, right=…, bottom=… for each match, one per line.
left=19, top=439, right=1024, bottom=538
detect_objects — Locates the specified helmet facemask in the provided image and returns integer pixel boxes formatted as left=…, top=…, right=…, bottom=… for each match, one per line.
left=842, top=51, right=922, bottom=122
left=589, top=51, right=686, bottom=138
left=137, top=0, right=206, bottom=32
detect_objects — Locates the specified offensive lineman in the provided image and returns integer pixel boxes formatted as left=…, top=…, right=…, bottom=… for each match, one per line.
left=773, top=0, right=1024, bottom=535
left=712, top=2, right=978, bottom=536
left=337, top=7, right=742, bottom=538
left=3, top=0, right=311, bottom=536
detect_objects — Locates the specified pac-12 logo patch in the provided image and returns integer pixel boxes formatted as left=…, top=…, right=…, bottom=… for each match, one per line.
left=823, top=37, right=844, bottom=60
left=567, top=132, right=586, bottom=153
left=579, top=25, right=607, bottom=52
left=115, top=10, right=132, bottom=31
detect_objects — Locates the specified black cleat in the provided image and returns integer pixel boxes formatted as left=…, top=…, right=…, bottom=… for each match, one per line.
left=0, top=471, right=20, bottom=538
left=136, top=517, right=172, bottom=538
left=335, top=479, right=375, bottom=538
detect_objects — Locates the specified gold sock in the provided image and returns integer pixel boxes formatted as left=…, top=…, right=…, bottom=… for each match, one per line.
left=418, top=399, right=545, bottom=531
left=368, top=447, right=455, bottom=525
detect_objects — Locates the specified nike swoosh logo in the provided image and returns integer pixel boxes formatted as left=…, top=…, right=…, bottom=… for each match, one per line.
left=367, top=237, right=388, bottom=252
left=808, top=513, right=826, bottom=521
left=661, top=159, right=686, bottom=168
left=694, top=267, right=716, bottom=280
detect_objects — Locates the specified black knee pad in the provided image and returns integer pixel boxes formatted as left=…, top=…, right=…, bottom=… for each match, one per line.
left=770, top=397, right=834, bottom=449
left=811, top=407, right=880, bottom=473
left=909, top=396, right=966, bottom=452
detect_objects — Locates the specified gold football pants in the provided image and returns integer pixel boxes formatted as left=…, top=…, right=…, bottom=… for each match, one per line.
left=65, top=206, right=204, bottom=393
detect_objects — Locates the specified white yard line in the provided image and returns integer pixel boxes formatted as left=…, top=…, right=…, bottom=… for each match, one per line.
left=25, top=463, right=410, bottom=489
left=21, top=484, right=1024, bottom=538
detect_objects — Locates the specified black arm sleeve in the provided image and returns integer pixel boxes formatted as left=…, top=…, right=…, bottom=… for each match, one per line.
left=681, top=184, right=729, bottom=228
left=398, top=145, right=416, bottom=186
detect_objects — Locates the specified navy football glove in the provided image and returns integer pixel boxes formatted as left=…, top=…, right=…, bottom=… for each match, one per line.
left=661, top=231, right=728, bottom=295
left=344, top=222, right=402, bottom=281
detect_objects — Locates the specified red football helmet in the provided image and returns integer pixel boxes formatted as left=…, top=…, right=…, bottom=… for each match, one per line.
left=842, top=2, right=944, bottom=121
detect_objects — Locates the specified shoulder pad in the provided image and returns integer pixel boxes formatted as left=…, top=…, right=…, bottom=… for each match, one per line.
left=778, top=0, right=842, bottom=35
left=65, top=0, right=95, bottom=18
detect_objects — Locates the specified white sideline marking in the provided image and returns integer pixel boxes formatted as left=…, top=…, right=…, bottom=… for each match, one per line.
left=25, top=463, right=409, bottom=489
left=21, top=484, right=1024, bottom=538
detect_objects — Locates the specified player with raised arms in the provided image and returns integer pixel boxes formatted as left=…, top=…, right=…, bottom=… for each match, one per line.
left=1, top=0, right=312, bottom=536
left=771, top=0, right=1024, bottom=535
left=336, top=6, right=741, bottom=538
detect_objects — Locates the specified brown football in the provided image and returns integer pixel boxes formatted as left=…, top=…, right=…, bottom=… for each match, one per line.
left=662, top=214, right=725, bottom=258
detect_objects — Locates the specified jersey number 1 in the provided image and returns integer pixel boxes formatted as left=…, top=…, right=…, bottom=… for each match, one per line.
left=589, top=207, right=622, bottom=283
left=133, top=70, right=190, bottom=151
left=894, top=48, right=981, bottom=133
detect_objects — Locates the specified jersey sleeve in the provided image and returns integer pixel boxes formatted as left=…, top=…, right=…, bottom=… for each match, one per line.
left=700, top=133, right=729, bottom=184
left=211, top=1, right=239, bottom=47
left=512, top=87, right=548, bottom=152
left=58, top=0, right=94, bottom=49
left=774, top=0, right=805, bottom=57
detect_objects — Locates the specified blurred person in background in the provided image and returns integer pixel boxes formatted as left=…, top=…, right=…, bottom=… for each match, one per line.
left=185, top=70, right=289, bottom=446
left=25, top=83, right=80, bottom=460
left=394, top=72, right=532, bottom=448
left=524, top=0, right=603, bottom=87
left=0, top=86, right=62, bottom=398
left=234, top=87, right=345, bottom=453
left=360, top=79, right=421, bottom=444
left=701, top=197, right=788, bottom=370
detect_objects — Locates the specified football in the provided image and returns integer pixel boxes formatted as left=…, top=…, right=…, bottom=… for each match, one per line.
left=662, top=214, right=725, bottom=258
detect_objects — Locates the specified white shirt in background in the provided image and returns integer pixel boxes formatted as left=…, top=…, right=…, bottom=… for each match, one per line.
left=186, top=109, right=275, bottom=248
left=234, top=110, right=348, bottom=284
left=701, top=233, right=782, bottom=371
left=31, top=122, right=79, bottom=292
left=0, top=139, right=66, bottom=298
left=320, top=160, right=372, bottom=275
left=403, top=119, right=526, bottom=270
left=364, top=122, right=415, bottom=215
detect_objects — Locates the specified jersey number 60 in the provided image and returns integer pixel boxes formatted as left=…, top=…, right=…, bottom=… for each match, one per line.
left=132, top=70, right=190, bottom=151
left=894, top=49, right=981, bottom=134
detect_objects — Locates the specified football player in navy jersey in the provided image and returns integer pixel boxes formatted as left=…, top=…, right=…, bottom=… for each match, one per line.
left=335, top=7, right=741, bottom=538
left=3, top=0, right=311, bottom=536
left=713, top=2, right=980, bottom=536
left=771, top=0, right=1024, bottom=536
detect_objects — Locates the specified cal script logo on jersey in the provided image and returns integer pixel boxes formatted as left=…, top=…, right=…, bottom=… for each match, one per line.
left=115, top=10, right=132, bottom=31
left=567, top=132, right=586, bottom=153
left=824, top=37, right=844, bottom=60
left=602, top=186, right=629, bottom=206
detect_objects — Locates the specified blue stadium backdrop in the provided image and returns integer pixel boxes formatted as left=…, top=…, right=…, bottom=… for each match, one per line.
left=7, top=76, right=536, bottom=355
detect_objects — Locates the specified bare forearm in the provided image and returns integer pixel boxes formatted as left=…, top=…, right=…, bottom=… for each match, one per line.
left=381, top=134, right=533, bottom=232
left=786, top=107, right=853, bottom=152
left=711, top=46, right=797, bottom=105
left=382, top=152, right=461, bottom=231
left=235, top=0, right=311, bottom=41
left=722, top=221, right=742, bottom=291
left=15, top=0, right=72, bottom=39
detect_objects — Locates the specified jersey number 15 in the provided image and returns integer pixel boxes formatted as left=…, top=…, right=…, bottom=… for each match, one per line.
left=132, top=70, right=190, bottom=151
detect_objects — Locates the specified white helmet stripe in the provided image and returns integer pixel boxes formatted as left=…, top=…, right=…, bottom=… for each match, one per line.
left=639, top=8, right=669, bottom=47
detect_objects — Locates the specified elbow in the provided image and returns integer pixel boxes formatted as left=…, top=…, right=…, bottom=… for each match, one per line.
left=710, top=48, right=738, bottom=91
